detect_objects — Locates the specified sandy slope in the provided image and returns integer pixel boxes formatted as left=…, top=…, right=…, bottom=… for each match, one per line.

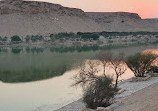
left=113, top=82, right=158, bottom=111
left=86, top=12, right=157, bottom=32
left=0, top=0, right=105, bottom=36
left=0, top=13, right=104, bottom=36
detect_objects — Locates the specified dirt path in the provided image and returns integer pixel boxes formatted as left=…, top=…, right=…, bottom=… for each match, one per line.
left=113, top=82, right=158, bottom=111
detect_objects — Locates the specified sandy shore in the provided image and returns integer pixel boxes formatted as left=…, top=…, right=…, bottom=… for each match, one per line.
left=113, top=81, right=158, bottom=111
left=56, top=77, right=158, bottom=111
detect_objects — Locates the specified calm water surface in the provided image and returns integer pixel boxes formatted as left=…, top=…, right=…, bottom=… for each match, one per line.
left=0, top=44, right=158, bottom=111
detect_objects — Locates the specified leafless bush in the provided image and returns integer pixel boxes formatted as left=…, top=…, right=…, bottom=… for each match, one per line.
left=96, top=51, right=112, bottom=76
left=110, top=53, right=126, bottom=88
left=72, top=60, right=117, bottom=109
left=72, top=60, right=99, bottom=88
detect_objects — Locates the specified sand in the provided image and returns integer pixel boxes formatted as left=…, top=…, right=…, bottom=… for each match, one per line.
left=113, top=80, right=158, bottom=111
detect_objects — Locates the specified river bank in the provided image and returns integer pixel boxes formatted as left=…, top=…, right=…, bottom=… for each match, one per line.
left=56, top=76, right=158, bottom=111
left=0, top=32, right=158, bottom=48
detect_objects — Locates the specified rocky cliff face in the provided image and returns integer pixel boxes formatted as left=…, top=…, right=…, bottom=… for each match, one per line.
left=87, top=12, right=141, bottom=22
left=86, top=12, right=156, bottom=32
left=0, top=0, right=105, bottom=36
left=0, top=0, right=85, bottom=16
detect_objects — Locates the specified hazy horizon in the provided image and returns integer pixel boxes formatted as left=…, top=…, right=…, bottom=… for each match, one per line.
left=34, top=0, right=158, bottom=19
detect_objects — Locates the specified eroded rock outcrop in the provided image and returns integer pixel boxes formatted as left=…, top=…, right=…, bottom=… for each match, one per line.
left=0, top=0, right=85, bottom=16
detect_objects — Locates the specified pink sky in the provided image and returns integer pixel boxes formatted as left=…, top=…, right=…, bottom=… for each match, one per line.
left=40, top=0, right=158, bottom=18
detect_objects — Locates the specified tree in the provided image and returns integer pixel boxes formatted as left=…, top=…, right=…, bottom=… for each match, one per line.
left=110, top=53, right=126, bottom=88
left=72, top=60, right=98, bottom=87
left=25, top=36, right=30, bottom=42
left=126, top=53, right=157, bottom=77
left=72, top=60, right=118, bottom=109
left=96, top=51, right=112, bottom=76
left=11, top=35, right=21, bottom=42
left=2, top=37, right=7, bottom=41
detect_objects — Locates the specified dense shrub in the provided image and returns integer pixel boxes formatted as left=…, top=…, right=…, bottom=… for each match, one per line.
left=30, top=35, right=43, bottom=42
left=11, top=35, right=21, bottom=42
left=55, top=32, right=75, bottom=38
left=50, top=34, right=54, bottom=38
left=31, top=36, right=36, bottom=42
left=147, top=66, right=158, bottom=73
left=83, top=76, right=118, bottom=109
left=79, top=33, right=99, bottom=40
left=99, top=32, right=158, bottom=37
left=2, top=37, right=7, bottom=41
left=25, top=36, right=30, bottom=42
left=126, top=53, right=157, bottom=77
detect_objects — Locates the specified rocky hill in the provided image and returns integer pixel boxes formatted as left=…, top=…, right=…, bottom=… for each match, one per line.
left=0, top=0, right=105, bottom=36
left=0, top=0, right=86, bottom=15
left=143, top=19, right=158, bottom=32
left=1, top=0, right=158, bottom=37
left=86, top=12, right=157, bottom=32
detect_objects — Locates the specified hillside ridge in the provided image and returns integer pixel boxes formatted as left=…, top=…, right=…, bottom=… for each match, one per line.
left=0, top=0, right=85, bottom=16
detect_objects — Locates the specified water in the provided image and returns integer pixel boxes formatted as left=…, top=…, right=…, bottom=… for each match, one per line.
left=0, top=44, right=158, bottom=111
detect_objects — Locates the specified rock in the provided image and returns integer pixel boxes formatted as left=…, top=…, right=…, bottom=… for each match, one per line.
left=131, top=75, right=151, bottom=82
left=97, top=110, right=110, bottom=111
left=117, top=89, right=126, bottom=94
left=82, top=108, right=95, bottom=111
left=0, top=0, right=85, bottom=16
left=82, top=108, right=110, bottom=111
left=97, top=107, right=110, bottom=111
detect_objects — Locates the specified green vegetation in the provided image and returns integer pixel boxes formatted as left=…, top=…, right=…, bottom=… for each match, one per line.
left=147, top=66, right=158, bottom=73
left=11, top=35, right=21, bottom=42
left=126, top=53, right=157, bottom=77
left=50, top=32, right=76, bottom=40
left=49, top=31, right=158, bottom=41
left=0, top=37, right=8, bottom=42
left=25, top=36, right=31, bottom=42
left=77, top=32, right=99, bottom=40
left=98, top=31, right=158, bottom=37
left=31, top=35, right=43, bottom=42
left=0, top=31, right=158, bottom=45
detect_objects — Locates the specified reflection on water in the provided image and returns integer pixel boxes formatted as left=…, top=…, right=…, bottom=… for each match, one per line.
left=12, top=48, right=22, bottom=54
left=0, top=44, right=158, bottom=111
left=0, top=69, right=82, bottom=111
left=0, top=44, right=158, bottom=83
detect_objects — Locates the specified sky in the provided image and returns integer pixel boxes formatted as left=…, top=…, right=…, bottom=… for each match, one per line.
left=39, top=0, right=158, bottom=18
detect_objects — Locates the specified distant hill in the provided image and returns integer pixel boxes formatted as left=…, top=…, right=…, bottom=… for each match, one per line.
left=0, top=0, right=105, bottom=36
left=1, top=0, right=158, bottom=37
left=86, top=12, right=158, bottom=32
